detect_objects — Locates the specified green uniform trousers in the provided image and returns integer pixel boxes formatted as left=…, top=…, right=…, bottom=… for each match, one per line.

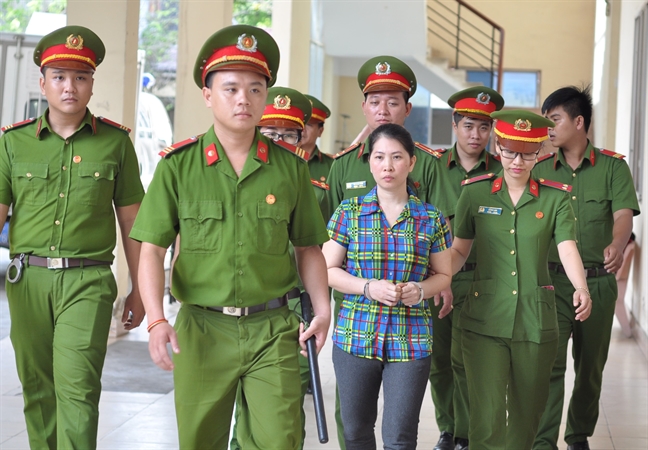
left=174, top=303, right=302, bottom=450
left=534, top=273, right=617, bottom=449
left=449, top=270, right=473, bottom=441
left=229, top=298, right=309, bottom=450
left=7, top=264, right=117, bottom=450
left=429, top=301, right=454, bottom=434
left=463, top=329, right=558, bottom=450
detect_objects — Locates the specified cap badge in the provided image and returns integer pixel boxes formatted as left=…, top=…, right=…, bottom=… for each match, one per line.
left=65, top=34, right=84, bottom=51
left=514, top=119, right=532, bottom=132
left=375, top=62, right=391, bottom=76
left=476, top=92, right=491, bottom=105
left=273, top=95, right=292, bottom=110
left=237, top=34, right=258, bottom=53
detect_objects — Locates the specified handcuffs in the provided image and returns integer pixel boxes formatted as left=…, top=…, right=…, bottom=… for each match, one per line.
left=7, top=253, right=25, bottom=284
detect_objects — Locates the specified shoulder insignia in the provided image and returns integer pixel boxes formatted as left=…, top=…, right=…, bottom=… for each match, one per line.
left=334, top=142, right=363, bottom=159
left=599, top=149, right=625, bottom=159
left=538, top=178, right=572, bottom=193
left=1, top=117, right=37, bottom=133
left=96, top=116, right=131, bottom=133
left=273, top=140, right=310, bottom=160
left=415, top=142, right=445, bottom=159
left=159, top=135, right=201, bottom=158
left=461, top=172, right=496, bottom=186
left=536, top=152, right=555, bottom=163
left=311, top=179, right=330, bottom=190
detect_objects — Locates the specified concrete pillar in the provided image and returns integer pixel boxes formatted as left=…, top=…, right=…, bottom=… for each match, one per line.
left=272, top=0, right=311, bottom=93
left=174, top=0, right=233, bottom=139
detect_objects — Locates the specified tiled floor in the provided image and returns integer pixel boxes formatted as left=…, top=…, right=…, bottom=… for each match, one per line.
left=1, top=290, right=647, bottom=449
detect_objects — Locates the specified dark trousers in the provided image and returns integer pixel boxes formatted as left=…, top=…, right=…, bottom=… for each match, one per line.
left=333, top=345, right=431, bottom=450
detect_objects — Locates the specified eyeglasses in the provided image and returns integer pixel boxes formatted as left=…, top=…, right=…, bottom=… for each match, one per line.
left=500, top=149, right=539, bottom=161
left=261, top=131, right=301, bottom=146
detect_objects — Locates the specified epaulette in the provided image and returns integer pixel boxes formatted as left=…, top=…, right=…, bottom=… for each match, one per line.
left=536, top=152, right=555, bottom=163
left=96, top=116, right=131, bottom=134
left=538, top=178, right=572, bottom=193
left=273, top=140, right=310, bottom=160
left=599, top=149, right=625, bottom=159
left=415, top=142, right=445, bottom=159
left=159, top=135, right=202, bottom=158
left=334, top=142, right=362, bottom=159
left=1, top=118, right=36, bottom=133
left=311, top=179, right=330, bottom=190
left=461, top=172, right=496, bottom=186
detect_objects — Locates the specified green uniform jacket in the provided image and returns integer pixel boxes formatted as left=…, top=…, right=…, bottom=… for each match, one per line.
left=327, top=138, right=440, bottom=211
left=532, top=142, right=640, bottom=266
left=428, top=145, right=502, bottom=267
left=453, top=174, right=576, bottom=343
left=0, top=110, right=144, bottom=261
left=130, top=127, right=329, bottom=307
left=308, top=146, right=334, bottom=184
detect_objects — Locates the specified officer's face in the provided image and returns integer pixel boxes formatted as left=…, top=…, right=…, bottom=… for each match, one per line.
left=369, top=136, right=416, bottom=192
left=452, top=116, right=492, bottom=157
left=40, top=68, right=94, bottom=118
left=203, top=70, right=267, bottom=134
left=496, top=141, right=538, bottom=181
left=300, top=122, right=324, bottom=152
left=259, top=126, right=302, bottom=146
left=545, top=106, right=583, bottom=148
left=362, top=92, right=412, bottom=131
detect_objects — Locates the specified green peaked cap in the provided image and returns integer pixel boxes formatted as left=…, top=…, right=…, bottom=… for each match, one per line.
left=448, top=86, right=505, bottom=119
left=34, top=25, right=105, bottom=71
left=304, top=94, right=330, bottom=123
left=259, top=86, right=312, bottom=129
left=357, top=55, right=417, bottom=98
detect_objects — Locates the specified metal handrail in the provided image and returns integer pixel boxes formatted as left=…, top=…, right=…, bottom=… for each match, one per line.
left=427, top=0, right=504, bottom=92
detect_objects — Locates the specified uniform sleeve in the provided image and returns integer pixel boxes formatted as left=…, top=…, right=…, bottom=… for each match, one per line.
left=453, top=187, right=475, bottom=240
left=0, top=135, right=13, bottom=206
left=327, top=158, right=345, bottom=213
left=553, top=191, right=577, bottom=245
left=129, top=158, right=179, bottom=247
left=326, top=201, right=350, bottom=248
left=430, top=207, right=452, bottom=253
left=114, top=135, right=145, bottom=207
left=289, top=161, right=330, bottom=247
left=611, top=159, right=640, bottom=216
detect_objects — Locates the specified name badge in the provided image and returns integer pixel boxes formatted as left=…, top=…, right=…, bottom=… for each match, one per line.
left=478, top=206, right=502, bottom=215
left=346, top=181, right=367, bottom=190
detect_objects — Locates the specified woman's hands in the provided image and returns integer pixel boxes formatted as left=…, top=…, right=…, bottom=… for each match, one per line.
left=366, top=279, right=423, bottom=307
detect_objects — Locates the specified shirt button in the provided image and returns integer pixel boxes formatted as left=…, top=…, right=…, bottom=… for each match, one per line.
left=572, top=173, right=576, bottom=178
left=572, top=196, right=577, bottom=200
left=474, top=292, right=479, bottom=296
left=59, top=193, right=65, bottom=198
left=55, top=220, right=60, bottom=225
left=94, top=172, right=100, bottom=177
left=237, top=212, right=243, bottom=217
left=237, top=299, right=243, bottom=305
left=62, top=166, right=67, bottom=171
left=26, top=172, right=32, bottom=178
left=238, top=241, right=243, bottom=246
left=238, top=270, right=243, bottom=275
left=50, top=246, right=56, bottom=251
left=510, top=229, right=515, bottom=234
left=511, top=271, right=516, bottom=276
left=65, top=140, right=69, bottom=144
left=510, top=250, right=515, bottom=255
left=197, top=215, right=203, bottom=220
left=575, top=217, right=578, bottom=221
left=511, top=211, right=515, bottom=215
left=512, top=290, right=517, bottom=295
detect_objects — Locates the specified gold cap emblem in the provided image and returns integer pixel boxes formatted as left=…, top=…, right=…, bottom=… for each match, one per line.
left=514, top=119, right=532, bottom=132
left=476, top=92, right=491, bottom=105
left=236, top=34, right=258, bottom=53
left=375, top=62, right=391, bottom=76
left=65, top=34, right=84, bottom=51
left=273, top=95, right=291, bottom=110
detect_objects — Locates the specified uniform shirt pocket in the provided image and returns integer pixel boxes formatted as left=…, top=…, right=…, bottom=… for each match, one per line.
left=178, top=201, right=223, bottom=254
left=535, top=285, right=557, bottom=331
left=12, top=162, right=49, bottom=206
left=257, top=201, right=290, bottom=255
left=76, top=162, right=117, bottom=206
left=461, top=279, right=497, bottom=325
left=583, top=189, right=612, bottom=223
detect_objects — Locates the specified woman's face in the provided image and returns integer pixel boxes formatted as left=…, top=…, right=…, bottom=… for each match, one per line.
left=496, top=141, right=538, bottom=182
left=369, top=136, right=416, bottom=192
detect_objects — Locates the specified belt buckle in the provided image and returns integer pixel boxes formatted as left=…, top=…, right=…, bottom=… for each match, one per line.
left=222, top=306, right=244, bottom=317
left=47, top=257, right=63, bottom=269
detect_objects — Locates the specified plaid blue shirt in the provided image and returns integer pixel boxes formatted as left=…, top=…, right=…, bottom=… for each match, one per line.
left=327, top=186, right=452, bottom=361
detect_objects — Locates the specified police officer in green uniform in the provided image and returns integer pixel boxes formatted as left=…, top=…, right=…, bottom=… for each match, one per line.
left=326, top=56, right=445, bottom=448
left=426, top=86, right=504, bottom=450
left=0, top=26, right=145, bottom=449
left=130, top=25, right=331, bottom=450
left=451, top=110, right=592, bottom=449
left=533, top=87, right=640, bottom=450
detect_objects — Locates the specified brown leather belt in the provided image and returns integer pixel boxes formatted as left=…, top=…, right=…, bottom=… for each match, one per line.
left=548, top=262, right=609, bottom=278
left=459, top=263, right=477, bottom=272
left=28, top=255, right=111, bottom=269
left=202, top=288, right=300, bottom=317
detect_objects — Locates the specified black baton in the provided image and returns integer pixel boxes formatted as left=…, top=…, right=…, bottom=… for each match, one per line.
left=300, top=292, right=329, bottom=444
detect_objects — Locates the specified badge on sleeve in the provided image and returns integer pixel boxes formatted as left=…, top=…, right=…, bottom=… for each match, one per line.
left=478, top=206, right=502, bottom=215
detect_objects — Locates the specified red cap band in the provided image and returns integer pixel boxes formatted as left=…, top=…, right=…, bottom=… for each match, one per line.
left=202, top=44, right=270, bottom=85
left=453, top=97, right=498, bottom=116
left=363, top=71, right=411, bottom=93
left=40, top=43, right=97, bottom=69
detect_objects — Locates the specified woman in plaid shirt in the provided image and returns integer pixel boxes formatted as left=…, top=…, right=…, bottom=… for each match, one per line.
left=323, top=123, right=453, bottom=449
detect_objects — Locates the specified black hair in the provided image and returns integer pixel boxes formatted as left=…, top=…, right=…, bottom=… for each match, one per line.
left=452, top=112, right=492, bottom=127
left=204, top=70, right=269, bottom=89
left=368, top=123, right=415, bottom=158
left=364, top=91, right=409, bottom=104
left=542, top=85, right=593, bottom=132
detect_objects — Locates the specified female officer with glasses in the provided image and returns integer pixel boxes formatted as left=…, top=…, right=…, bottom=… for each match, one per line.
left=449, top=110, right=592, bottom=449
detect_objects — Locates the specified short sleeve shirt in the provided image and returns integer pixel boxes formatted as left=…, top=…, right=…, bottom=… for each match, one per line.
left=532, top=142, right=640, bottom=266
left=130, top=127, right=329, bottom=307
left=308, top=146, right=334, bottom=184
left=327, top=186, right=452, bottom=361
left=453, top=175, right=576, bottom=343
left=0, top=109, right=144, bottom=261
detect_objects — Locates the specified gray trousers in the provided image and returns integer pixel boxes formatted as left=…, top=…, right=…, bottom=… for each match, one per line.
left=333, top=345, right=431, bottom=450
